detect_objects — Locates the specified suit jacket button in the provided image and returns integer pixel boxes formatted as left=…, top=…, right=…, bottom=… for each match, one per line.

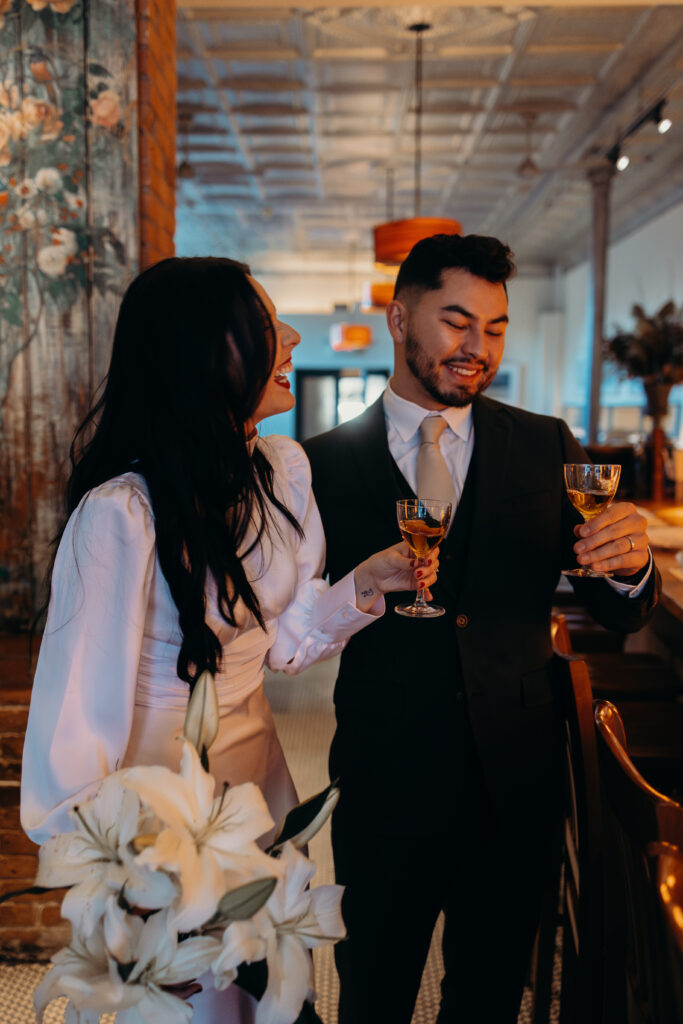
left=456, top=613, right=468, bottom=628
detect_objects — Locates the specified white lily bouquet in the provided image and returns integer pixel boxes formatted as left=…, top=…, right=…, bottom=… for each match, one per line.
left=21, top=672, right=345, bottom=1024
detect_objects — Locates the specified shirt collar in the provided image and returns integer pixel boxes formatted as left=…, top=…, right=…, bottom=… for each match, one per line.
left=383, top=379, right=473, bottom=444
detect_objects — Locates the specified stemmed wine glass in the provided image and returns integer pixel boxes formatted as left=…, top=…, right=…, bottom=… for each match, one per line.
left=563, top=463, right=621, bottom=578
left=395, top=498, right=452, bottom=618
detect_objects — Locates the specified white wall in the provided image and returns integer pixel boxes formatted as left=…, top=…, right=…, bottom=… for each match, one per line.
left=562, top=197, right=683, bottom=437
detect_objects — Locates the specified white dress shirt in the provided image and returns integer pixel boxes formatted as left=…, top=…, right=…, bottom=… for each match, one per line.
left=21, top=436, right=382, bottom=843
left=383, top=381, right=474, bottom=500
left=382, top=380, right=651, bottom=597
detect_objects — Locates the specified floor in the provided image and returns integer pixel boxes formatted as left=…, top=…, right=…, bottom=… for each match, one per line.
left=0, top=655, right=556, bottom=1023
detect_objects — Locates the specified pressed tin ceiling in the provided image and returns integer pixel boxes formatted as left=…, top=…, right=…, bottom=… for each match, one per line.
left=174, top=2, right=683, bottom=290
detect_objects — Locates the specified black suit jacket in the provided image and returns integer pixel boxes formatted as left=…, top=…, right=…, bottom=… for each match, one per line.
left=304, top=395, right=659, bottom=835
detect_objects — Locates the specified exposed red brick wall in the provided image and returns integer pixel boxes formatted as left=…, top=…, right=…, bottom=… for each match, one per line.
left=137, top=0, right=177, bottom=270
left=0, top=635, right=69, bottom=957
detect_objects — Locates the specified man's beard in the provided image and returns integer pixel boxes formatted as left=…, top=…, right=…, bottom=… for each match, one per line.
left=404, top=329, right=496, bottom=408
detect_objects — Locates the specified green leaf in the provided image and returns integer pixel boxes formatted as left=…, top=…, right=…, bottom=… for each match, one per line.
left=2, top=304, right=22, bottom=328
left=88, top=63, right=111, bottom=78
left=61, top=87, right=85, bottom=112
left=215, top=876, right=277, bottom=921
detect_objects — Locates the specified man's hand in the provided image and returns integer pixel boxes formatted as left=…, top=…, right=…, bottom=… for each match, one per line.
left=353, top=542, right=440, bottom=612
left=573, top=501, right=649, bottom=577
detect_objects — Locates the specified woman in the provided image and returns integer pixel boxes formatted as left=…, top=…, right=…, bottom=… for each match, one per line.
left=20, top=258, right=437, bottom=1021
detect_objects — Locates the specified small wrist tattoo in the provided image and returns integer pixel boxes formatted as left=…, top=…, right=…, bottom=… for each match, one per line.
left=360, top=588, right=374, bottom=599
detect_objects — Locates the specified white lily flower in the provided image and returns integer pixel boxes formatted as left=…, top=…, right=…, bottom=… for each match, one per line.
left=36, top=899, right=222, bottom=1024
left=36, top=774, right=176, bottom=937
left=105, top=900, right=222, bottom=1024
left=213, top=842, right=345, bottom=1024
left=211, top=915, right=267, bottom=991
left=124, top=739, right=280, bottom=932
left=34, top=924, right=140, bottom=1023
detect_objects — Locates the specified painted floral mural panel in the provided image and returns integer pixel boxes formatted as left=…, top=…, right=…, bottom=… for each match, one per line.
left=0, top=0, right=138, bottom=626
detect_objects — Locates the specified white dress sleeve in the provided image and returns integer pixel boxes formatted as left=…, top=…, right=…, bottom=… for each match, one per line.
left=263, top=437, right=384, bottom=675
left=20, top=478, right=156, bottom=844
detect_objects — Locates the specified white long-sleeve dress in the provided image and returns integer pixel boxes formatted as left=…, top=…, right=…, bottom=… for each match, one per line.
left=21, top=435, right=382, bottom=1022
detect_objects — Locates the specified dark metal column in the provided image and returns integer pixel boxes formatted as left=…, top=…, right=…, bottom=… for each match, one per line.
left=586, top=162, right=617, bottom=444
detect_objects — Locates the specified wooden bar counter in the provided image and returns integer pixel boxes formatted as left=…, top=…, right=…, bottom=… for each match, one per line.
left=627, top=505, right=683, bottom=680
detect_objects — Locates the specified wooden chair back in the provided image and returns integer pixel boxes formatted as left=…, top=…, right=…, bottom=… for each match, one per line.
left=551, top=611, right=573, bottom=656
left=655, top=844, right=683, bottom=1016
left=553, top=651, right=604, bottom=1024
left=594, top=700, right=683, bottom=1024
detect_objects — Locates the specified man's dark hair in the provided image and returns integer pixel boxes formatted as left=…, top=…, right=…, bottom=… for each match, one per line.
left=393, top=233, right=516, bottom=298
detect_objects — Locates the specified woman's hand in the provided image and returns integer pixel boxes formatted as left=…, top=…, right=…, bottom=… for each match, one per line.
left=353, top=542, right=440, bottom=613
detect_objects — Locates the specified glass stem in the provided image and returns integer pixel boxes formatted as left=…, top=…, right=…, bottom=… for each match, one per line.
left=414, top=586, right=428, bottom=608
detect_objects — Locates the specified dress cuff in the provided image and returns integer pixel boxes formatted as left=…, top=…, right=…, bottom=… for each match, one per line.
left=313, top=571, right=385, bottom=638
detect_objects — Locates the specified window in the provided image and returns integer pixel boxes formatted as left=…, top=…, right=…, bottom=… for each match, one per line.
left=295, top=368, right=389, bottom=441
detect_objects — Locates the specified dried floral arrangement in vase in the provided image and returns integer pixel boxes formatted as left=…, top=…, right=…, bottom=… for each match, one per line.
left=604, top=301, right=683, bottom=499
left=604, top=301, right=683, bottom=424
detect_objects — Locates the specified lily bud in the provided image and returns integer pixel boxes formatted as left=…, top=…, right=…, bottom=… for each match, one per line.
left=183, top=670, right=220, bottom=757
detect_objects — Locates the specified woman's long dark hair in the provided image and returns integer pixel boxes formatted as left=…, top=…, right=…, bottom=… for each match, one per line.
left=60, top=256, right=302, bottom=691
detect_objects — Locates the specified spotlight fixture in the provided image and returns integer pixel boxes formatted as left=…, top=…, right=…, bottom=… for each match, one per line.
left=606, top=143, right=629, bottom=171
left=603, top=97, right=671, bottom=170
left=652, top=100, right=672, bottom=135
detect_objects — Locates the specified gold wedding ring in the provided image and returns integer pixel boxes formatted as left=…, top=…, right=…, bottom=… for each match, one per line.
left=626, top=535, right=635, bottom=552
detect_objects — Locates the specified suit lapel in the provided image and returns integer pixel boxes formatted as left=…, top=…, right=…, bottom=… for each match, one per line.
left=345, top=397, right=413, bottom=515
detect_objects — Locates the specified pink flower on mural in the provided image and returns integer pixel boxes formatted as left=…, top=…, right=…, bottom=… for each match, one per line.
left=0, top=116, right=13, bottom=166
left=25, top=0, right=79, bottom=13
left=0, top=106, right=24, bottom=166
left=90, top=89, right=122, bottom=129
left=0, top=0, right=13, bottom=30
left=21, top=97, right=63, bottom=140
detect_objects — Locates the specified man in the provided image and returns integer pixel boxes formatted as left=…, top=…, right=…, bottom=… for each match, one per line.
left=303, top=234, right=658, bottom=1023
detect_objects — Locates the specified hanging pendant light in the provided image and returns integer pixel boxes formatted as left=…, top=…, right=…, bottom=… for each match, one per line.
left=373, top=23, right=461, bottom=268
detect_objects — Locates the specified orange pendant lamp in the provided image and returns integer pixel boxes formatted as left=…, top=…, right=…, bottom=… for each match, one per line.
left=329, top=323, right=373, bottom=351
left=361, top=280, right=395, bottom=310
left=373, top=24, right=461, bottom=267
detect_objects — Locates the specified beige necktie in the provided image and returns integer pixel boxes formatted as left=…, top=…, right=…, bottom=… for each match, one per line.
left=416, top=415, right=458, bottom=509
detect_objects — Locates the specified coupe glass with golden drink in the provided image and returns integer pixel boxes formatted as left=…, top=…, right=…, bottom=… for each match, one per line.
left=395, top=498, right=451, bottom=618
left=563, top=463, right=621, bottom=578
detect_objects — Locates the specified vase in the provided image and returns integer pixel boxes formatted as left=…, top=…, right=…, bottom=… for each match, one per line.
left=643, top=381, right=673, bottom=425
left=642, top=381, right=674, bottom=501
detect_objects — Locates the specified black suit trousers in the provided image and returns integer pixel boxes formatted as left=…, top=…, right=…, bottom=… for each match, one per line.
left=332, top=749, right=558, bottom=1024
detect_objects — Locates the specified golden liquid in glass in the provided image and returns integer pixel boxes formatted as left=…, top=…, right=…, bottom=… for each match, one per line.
left=566, top=488, right=614, bottom=519
left=398, top=519, right=445, bottom=558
